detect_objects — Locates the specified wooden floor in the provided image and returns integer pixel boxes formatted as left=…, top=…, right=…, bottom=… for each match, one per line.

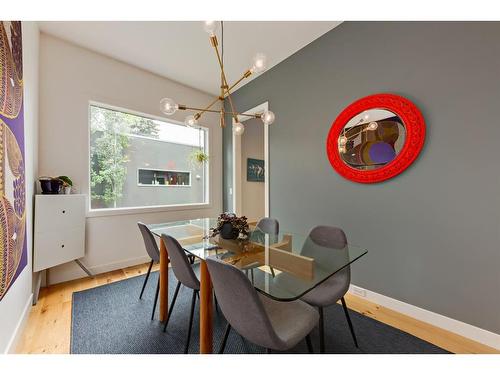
left=15, top=262, right=499, bottom=354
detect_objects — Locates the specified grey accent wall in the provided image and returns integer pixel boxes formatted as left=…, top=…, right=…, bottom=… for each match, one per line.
left=224, top=22, right=500, bottom=334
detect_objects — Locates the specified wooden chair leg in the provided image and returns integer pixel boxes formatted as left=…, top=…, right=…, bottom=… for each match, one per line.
left=184, top=290, right=197, bottom=354
left=151, top=278, right=160, bottom=320
left=218, top=323, right=231, bottom=354
left=139, top=260, right=154, bottom=299
left=163, top=281, right=181, bottom=332
left=318, top=306, right=325, bottom=353
left=341, top=297, right=359, bottom=348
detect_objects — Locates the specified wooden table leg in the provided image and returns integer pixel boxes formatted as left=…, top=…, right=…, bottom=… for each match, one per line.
left=159, top=237, right=169, bottom=322
left=200, top=260, right=213, bottom=354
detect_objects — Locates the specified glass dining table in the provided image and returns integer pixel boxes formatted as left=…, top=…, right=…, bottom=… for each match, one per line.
left=148, top=218, right=368, bottom=354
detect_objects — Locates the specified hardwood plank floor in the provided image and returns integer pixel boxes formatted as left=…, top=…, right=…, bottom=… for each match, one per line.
left=15, top=262, right=498, bottom=354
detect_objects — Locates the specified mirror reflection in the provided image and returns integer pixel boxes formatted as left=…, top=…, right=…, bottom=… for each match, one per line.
left=338, top=109, right=406, bottom=170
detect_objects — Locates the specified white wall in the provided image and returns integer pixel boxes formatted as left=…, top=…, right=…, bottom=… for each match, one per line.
left=39, top=33, right=223, bottom=284
left=0, top=21, right=39, bottom=353
left=241, top=118, right=264, bottom=221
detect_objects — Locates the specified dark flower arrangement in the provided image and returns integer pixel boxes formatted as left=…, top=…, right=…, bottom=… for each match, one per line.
left=207, top=212, right=250, bottom=239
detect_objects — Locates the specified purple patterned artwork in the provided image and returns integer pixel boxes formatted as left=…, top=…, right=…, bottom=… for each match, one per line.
left=0, top=21, right=27, bottom=301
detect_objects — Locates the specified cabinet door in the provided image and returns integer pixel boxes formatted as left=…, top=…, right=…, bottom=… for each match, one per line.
left=35, top=195, right=85, bottom=233
left=34, top=227, right=86, bottom=272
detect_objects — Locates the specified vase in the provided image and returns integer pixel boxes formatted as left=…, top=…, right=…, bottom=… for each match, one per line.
left=39, top=178, right=62, bottom=194
left=64, top=186, right=71, bottom=194
left=220, top=222, right=239, bottom=240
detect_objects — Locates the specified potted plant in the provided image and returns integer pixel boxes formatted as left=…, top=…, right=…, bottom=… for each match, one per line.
left=38, top=176, right=62, bottom=194
left=208, top=213, right=250, bottom=240
left=58, top=176, right=73, bottom=194
left=188, top=149, right=209, bottom=167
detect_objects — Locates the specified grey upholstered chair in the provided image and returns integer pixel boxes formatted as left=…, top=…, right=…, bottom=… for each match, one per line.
left=137, top=222, right=196, bottom=321
left=300, top=225, right=358, bottom=352
left=161, top=234, right=200, bottom=354
left=256, top=217, right=279, bottom=236
left=206, top=256, right=318, bottom=353
left=137, top=222, right=161, bottom=320
left=247, top=217, right=280, bottom=281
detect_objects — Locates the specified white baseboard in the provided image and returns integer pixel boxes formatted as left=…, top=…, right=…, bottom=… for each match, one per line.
left=5, top=293, right=33, bottom=354
left=348, top=284, right=500, bottom=350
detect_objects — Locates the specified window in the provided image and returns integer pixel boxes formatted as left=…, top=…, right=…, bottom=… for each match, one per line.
left=89, top=104, right=208, bottom=210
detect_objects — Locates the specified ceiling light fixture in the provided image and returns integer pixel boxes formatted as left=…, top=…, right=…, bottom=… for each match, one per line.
left=160, top=21, right=275, bottom=134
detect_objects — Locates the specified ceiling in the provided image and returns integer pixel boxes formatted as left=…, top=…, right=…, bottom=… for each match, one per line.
left=38, top=21, right=341, bottom=95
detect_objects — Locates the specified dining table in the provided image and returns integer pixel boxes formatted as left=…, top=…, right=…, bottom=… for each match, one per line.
left=148, top=218, right=367, bottom=354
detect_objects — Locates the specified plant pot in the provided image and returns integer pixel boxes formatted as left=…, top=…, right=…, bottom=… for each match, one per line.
left=220, top=222, right=239, bottom=240
left=63, top=186, right=72, bottom=195
left=39, top=178, right=62, bottom=194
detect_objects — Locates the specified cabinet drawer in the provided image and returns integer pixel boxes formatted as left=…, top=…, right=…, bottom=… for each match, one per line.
left=34, top=227, right=85, bottom=272
left=35, top=195, right=85, bottom=233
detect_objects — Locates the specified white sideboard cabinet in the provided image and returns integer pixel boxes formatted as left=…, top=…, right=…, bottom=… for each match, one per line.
left=34, top=194, right=86, bottom=272
left=33, top=194, right=88, bottom=303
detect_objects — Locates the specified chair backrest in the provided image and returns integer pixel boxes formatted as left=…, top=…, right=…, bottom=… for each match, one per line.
left=309, top=225, right=347, bottom=248
left=137, top=222, right=160, bottom=262
left=206, top=257, right=282, bottom=349
left=161, top=234, right=200, bottom=290
left=303, top=225, right=350, bottom=292
left=256, top=217, right=279, bottom=236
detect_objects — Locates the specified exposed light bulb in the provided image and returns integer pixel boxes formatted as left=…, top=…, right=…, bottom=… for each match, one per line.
left=184, top=115, right=198, bottom=127
left=367, top=121, right=378, bottom=130
left=233, top=121, right=245, bottom=135
left=160, top=98, right=178, bottom=115
left=261, top=110, right=275, bottom=125
left=251, top=53, right=267, bottom=74
left=339, top=146, right=346, bottom=154
left=203, top=21, right=219, bottom=36
left=339, top=136, right=347, bottom=145
left=363, top=113, right=370, bottom=120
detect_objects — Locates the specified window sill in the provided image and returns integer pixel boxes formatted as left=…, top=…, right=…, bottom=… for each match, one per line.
left=86, top=202, right=212, bottom=218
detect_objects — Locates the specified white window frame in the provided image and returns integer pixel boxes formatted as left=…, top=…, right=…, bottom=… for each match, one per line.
left=87, top=101, right=211, bottom=217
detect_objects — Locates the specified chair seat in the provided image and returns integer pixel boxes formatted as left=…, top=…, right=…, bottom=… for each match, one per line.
left=259, top=294, right=319, bottom=350
left=300, top=272, right=349, bottom=307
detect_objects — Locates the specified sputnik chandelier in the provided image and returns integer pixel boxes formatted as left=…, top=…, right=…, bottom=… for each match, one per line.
left=159, top=21, right=275, bottom=135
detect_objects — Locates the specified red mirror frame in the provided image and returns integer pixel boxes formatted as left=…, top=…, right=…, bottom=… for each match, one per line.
left=326, top=93, right=426, bottom=183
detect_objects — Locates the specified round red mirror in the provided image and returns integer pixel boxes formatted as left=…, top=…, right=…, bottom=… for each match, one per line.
left=326, top=93, right=426, bottom=183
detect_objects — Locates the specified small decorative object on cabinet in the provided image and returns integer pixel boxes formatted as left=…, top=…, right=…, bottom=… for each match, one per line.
left=33, top=194, right=90, bottom=304
left=58, top=175, right=73, bottom=194
left=326, top=93, right=426, bottom=183
left=38, top=176, right=62, bottom=194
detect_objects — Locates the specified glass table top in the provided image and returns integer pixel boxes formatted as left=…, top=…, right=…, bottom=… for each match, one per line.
left=148, top=218, right=368, bottom=301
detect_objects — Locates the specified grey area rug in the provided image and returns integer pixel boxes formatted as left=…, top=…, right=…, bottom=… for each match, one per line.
left=71, top=269, right=450, bottom=354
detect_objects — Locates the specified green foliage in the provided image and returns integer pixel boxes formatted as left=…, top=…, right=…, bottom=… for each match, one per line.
left=58, top=175, right=73, bottom=187
left=189, top=149, right=209, bottom=167
left=90, top=106, right=160, bottom=208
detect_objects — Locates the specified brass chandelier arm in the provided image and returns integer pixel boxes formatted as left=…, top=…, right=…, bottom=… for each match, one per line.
left=193, top=69, right=253, bottom=119
left=210, top=36, right=239, bottom=122
left=180, top=105, right=261, bottom=118
left=194, top=96, right=223, bottom=118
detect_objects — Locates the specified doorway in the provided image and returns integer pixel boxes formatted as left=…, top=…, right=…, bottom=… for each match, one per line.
left=232, top=102, right=270, bottom=220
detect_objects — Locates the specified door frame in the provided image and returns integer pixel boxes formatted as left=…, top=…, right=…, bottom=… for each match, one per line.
left=232, top=101, right=270, bottom=218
